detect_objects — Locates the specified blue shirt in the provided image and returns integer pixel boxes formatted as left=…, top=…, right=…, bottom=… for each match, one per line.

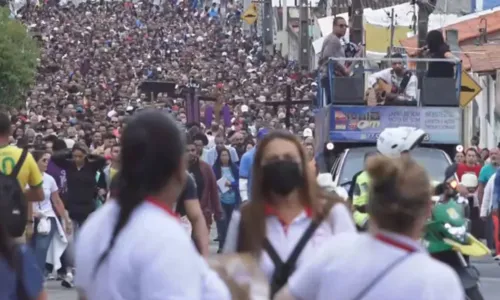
left=239, top=148, right=256, bottom=200
left=209, top=8, right=218, bottom=18
left=220, top=167, right=236, bottom=204
left=493, top=169, right=500, bottom=210
left=0, top=245, right=44, bottom=300
left=478, top=163, right=497, bottom=184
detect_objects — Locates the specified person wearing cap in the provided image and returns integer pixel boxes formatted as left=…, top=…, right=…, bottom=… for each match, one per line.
left=238, top=128, right=268, bottom=202
left=461, top=173, right=483, bottom=239
left=302, top=128, right=313, bottom=140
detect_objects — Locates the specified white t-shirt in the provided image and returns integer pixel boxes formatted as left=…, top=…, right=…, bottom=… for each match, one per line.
left=223, top=203, right=356, bottom=281
left=32, top=173, right=58, bottom=218
left=481, top=173, right=496, bottom=217
left=75, top=200, right=230, bottom=300
left=288, top=232, right=464, bottom=300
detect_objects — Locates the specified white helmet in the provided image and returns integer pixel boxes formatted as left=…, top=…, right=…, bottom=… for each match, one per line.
left=376, top=127, right=427, bottom=158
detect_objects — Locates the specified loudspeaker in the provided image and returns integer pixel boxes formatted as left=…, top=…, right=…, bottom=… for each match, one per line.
left=420, top=77, right=458, bottom=106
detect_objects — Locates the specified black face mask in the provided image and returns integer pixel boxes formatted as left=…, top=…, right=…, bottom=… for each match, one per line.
left=262, top=160, right=304, bottom=196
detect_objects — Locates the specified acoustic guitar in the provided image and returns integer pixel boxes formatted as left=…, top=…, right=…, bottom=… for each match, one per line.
left=364, top=78, right=393, bottom=107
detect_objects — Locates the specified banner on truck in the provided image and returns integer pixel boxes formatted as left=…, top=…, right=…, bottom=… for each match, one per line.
left=330, top=106, right=461, bottom=144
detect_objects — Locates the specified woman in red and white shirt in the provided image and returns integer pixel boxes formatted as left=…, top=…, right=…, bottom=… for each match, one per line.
left=223, top=131, right=355, bottom=288
left=75, top=110, right=229, bottom=300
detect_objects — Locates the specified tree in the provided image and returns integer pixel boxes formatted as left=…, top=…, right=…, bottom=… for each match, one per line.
left=0, top=7, right=39, bottom=108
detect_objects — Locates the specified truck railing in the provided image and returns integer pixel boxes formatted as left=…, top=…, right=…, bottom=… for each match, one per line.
left=316, top=57, right=462, bottom=108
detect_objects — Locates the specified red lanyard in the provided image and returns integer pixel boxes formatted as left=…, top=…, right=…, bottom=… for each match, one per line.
left=374, top=233, right=417, bottom=253
left=145, top=197, right=180, bottom=220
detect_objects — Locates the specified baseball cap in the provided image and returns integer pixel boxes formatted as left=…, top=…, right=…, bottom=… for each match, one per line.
left=303, top=128, right=313, bottom=137
left=257, top=128, right=269, bottom=141
left=461, top=173, right=478, bottom=188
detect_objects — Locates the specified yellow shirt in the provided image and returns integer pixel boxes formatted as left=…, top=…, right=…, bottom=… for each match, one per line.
left=0, top=145, right=43, bottom=190
left=110, top=167, right=117, bottom=180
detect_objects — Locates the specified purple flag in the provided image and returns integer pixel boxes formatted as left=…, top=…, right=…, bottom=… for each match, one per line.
left=205, top=106, right=213, bottom=127
left=223, top=105, right=231, bottom=128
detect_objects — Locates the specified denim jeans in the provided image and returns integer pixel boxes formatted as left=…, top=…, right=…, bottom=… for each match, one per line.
left=485, top=214, right=495, bottom=250
left=31, top=217, right=57, bottom=273
left=63, top=218, right=83, bottom=269
left=216, top=203, right=236, bottom=250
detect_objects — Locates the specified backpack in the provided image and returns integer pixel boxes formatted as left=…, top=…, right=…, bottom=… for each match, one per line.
left=13, top=244, right=30, bottom=300
left=0, top=149, right=29, bottom=238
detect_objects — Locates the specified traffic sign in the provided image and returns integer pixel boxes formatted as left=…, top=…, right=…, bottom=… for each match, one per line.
left=242, top=4, right=258, bottom=25
left=460, top=71, right=482, bottom=107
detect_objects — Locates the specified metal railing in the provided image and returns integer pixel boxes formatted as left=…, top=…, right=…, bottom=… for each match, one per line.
left=316, top=57, right=463, bottom=108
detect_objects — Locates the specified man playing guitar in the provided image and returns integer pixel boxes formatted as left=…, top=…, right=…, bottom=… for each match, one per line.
left=366, top=53, right=418, bottom=106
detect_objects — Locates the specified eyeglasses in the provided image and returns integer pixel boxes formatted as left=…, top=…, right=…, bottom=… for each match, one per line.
left=338, top=24, right=348, bottom=28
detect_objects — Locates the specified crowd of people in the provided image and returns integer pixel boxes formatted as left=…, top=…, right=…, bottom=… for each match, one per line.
left=1, top=0, right=319, bottom=298
left=451, top=138, right=500, bottom=259
left=10, top=0, right=318, bottom=153
left=1, top=0, right=500, bottom=300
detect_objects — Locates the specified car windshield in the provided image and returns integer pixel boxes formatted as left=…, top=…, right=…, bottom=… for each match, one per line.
left=338, top=149, right=451, bottom=190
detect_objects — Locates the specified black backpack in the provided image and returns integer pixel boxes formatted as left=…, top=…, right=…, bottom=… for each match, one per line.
left=0, top=149, right=29, bottom=238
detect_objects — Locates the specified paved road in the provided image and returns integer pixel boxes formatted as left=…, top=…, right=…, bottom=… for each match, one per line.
left=46, top=223, right=500, bottom=299
left=47, top=255, right=500, bottom=300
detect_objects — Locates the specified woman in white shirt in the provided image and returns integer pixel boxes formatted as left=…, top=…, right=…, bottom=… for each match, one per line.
left=31, top=150, right=71, bottom=276
left=223, top=131, right=355, bottom=296
left=75, top=110, right=230, bottom=300
left=276, top=155, right=464, bottom=300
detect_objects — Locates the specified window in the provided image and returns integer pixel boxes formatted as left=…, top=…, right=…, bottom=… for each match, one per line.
left=337, top=148, right=451, bottom=191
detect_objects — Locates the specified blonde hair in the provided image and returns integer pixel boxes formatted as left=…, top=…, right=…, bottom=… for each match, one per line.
left=366, top=155, right=431, bottom=234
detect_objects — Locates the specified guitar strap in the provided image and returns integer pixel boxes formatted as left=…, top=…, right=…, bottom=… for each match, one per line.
left=398, top=71, right=412, bottom=93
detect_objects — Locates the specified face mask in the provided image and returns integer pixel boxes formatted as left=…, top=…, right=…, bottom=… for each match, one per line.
left=262, top=160, right=304, bottom=196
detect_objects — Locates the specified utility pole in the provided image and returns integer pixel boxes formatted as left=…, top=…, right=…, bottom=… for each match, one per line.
left=262, top=0, right=273, bottom=50
left=283, top=0, right=288, bottom=34
left=331, top=1, right=338, bottom=17
left=299, top=0, right=310, bottom=70
left=350, top=0, right=363, bottom=45
left=388, top=8, right=396, bottom=55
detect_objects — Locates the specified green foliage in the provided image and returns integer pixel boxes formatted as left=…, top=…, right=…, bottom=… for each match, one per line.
left=0, top=7, right=39, bottom=108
